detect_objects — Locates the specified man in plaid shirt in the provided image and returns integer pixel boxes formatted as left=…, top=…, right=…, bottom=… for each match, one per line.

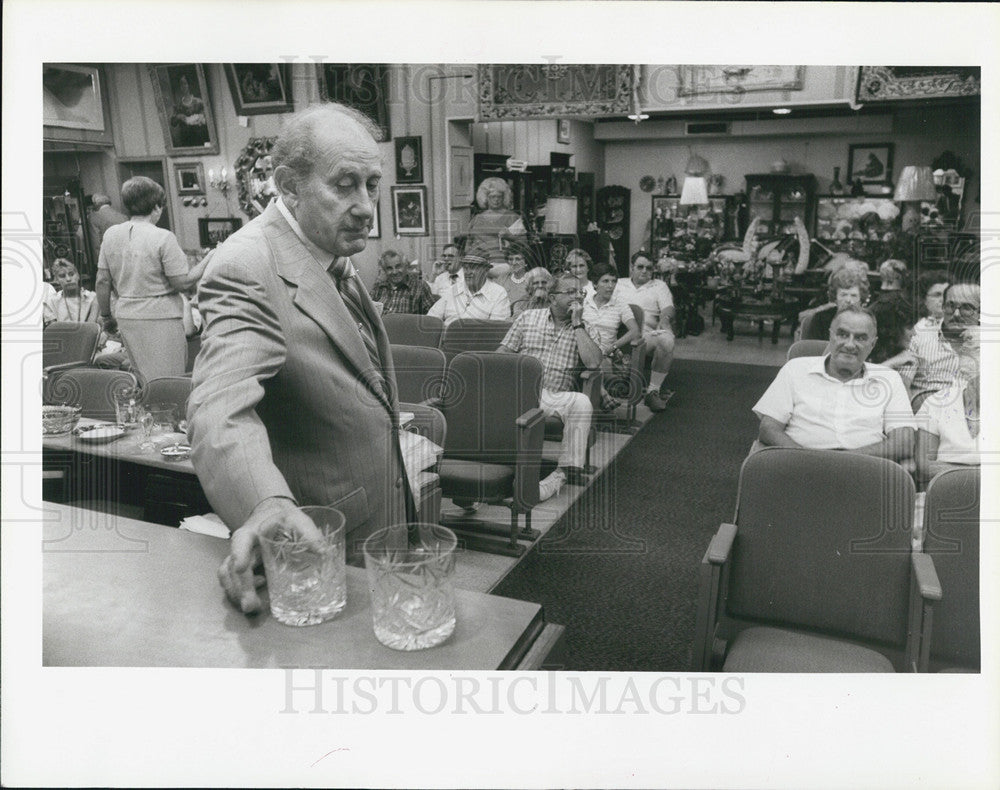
left=369, top=250, right=435, bottom=315
left=499, top=271, right=603, bottom=499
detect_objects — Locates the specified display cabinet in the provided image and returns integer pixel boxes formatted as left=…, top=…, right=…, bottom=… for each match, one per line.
left=744, top=174, right=816, bottom=239
left=650, top=194, right=733, bottom=261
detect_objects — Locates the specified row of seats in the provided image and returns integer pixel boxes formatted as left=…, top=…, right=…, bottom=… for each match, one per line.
left=384, top=313, right=648, bottom=428
left=692, top=448, right=980, bottom=672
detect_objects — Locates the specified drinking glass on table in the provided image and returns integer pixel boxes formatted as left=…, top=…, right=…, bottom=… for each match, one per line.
left=113, top=386, right=140, bottom=430
left=137, top=407, right=156, bottom=453
left=149, top=403, right=177, bottom=437
left=258, top=506, right=347, bottom=626
left=363, top=523, right=458, bottom=651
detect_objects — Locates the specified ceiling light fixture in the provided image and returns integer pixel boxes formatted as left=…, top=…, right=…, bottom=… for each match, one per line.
left=772, top=107, right=792, bottom=115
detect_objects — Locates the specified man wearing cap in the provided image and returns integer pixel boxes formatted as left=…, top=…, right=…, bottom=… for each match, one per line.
left=427, top=253, right=511, bottom=326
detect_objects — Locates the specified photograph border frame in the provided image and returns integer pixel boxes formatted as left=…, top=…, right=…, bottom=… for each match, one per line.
left=223, top=63, right=294, bottom=116
left=394, top=135, right=424, bottom=184
left=148, top=63, right=220, bottom=156
left=847, top=142, right=895, bottom=189
left=42, top=63, right=105, bottom=131
left=198, top=216, right=243, bottom=248
left=173, top=161, right=206, bottom=196
left=391, top=185, right=428, bottom=236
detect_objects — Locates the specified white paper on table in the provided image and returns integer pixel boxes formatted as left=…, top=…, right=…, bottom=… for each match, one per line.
left=179, top=513, right=230, bottom=539
left=398, top=430, right=443, bottom=502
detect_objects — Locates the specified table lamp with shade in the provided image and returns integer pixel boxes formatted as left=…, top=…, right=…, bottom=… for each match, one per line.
left=894, top=165, right=937, bottom=233
left=679, top=176, right=709, bottom=216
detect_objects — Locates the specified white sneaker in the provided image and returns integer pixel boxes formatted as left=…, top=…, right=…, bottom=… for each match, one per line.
left=538, top=469, right=566, bottom=501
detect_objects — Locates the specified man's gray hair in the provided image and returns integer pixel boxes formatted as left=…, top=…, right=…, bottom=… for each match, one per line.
left=379, top=249, right=403, bottom=267
left=831, top=303, right=877, bottom=333
left=271, top=103, right=383, bottom=180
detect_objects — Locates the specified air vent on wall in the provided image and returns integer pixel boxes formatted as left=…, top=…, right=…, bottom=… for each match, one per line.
left=686, top=121, right=730, bottom=136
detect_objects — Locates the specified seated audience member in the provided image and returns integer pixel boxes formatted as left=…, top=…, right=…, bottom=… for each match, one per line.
left=909, top=282, right=980, bottom=403
left=752, top=305, right=915, bottom=463
left=613, top=250, right=675, bottom=412
left=583, top=263, right=641, bottom=355
left=565, top=249, right=595, bottom=296
left=798, top=261, right=871, bottom=341
left=495, top=244, right=531, bottom=316
left=583, top=263, right=642, bottom=411
left=43, top=258, right=100, bottom=325
left=427, top=253, right=510, bottom=326
left=499, top=272, right=603, bottom=498
left=369, top=249, right=435, bottom=315
left=429, top=243, right=462, bottom=296
left=511, top=267, right=554, bottom=316
left=914, top=326, right=980, bottom=487
left=868, top=259, right=917, bottom=384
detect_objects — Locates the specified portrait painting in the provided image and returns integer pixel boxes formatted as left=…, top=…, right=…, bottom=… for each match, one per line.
left=394, top=136, right=423, bottom=184
left=316, top=63, right=390, bottom=141
left=391, top=186, right=427, bottom=236
left=224, top=63, right=293, bottom=115
left=148, top=63, right=219, bottom=155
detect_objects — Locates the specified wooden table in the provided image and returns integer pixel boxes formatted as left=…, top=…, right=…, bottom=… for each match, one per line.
left=42, top=504, right=565, bottom=670
left=715, top=294, right=800, bottom=344
left=43, top=418, right=441, bottom=527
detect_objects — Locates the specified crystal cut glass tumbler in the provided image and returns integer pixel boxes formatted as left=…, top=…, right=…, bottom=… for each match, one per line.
left=363, top=523, right=457, bottom=650
left=259, top=506, right=347, bottom=626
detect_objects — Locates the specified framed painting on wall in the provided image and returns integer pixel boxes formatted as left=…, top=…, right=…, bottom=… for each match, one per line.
left=316, top=64, right=390, bottom=141
left=223, top=63, right=293, bottom=115
left=557, top=119, right=571, bottom=144
left=173, top=162, right=205, bottom=196
left=678, top=65, right=804, bottom=96
left=43, top=64, right=105, bottom=131
left=198, top=217, right=243, bottom=248
left=847, top=143, right=894, bottom=192
left=394, top=136, right=423, bottom=184
left=391, top=186, right=428, bottom=236
left=148, top=64, right=219, bottom=155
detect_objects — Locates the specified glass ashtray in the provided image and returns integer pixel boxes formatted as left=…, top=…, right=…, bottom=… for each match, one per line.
left=160, top=443, right=192, bottom=461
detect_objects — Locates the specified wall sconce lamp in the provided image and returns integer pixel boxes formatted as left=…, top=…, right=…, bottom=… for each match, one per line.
left=208, top=167, right=232, bottom=196
left=894, top=165, right=937, bottom=233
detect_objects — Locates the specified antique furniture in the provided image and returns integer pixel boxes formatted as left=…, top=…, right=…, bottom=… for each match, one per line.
left=744, top=173, right=816, bottom=239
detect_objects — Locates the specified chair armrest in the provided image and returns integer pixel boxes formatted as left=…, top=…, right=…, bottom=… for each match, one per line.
left=911, top=552, right=942, bottom=601
left=43, top=361, right=90, bottom=376
left=512, top=407, right=546, bottom=509
left=707, top=522, right=737, bottom=565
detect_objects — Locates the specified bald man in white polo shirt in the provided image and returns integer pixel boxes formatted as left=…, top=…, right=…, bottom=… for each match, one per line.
left=753, top=306, right=915, bottom=462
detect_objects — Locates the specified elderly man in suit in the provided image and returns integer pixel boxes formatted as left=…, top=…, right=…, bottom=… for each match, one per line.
left=188, top=103, right=414, bottom=615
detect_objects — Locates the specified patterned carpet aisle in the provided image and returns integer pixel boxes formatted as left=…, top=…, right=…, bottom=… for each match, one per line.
left=491, top=358, right=776, bottom=671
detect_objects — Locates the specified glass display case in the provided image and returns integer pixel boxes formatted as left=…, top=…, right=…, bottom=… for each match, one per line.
left=650, top=194, right=732, bottom=261
left=744, top=173, right=816, bottom=239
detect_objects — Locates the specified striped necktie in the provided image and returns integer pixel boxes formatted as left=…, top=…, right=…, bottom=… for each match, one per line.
left=329, top=259, right=385, bottom=390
